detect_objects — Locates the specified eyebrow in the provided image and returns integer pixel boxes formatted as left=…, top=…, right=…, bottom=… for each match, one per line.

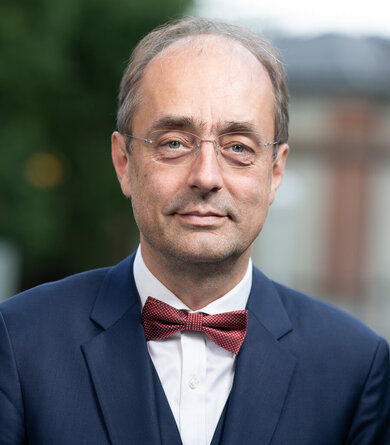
left=216, top=120, right=258, bottom=134
left=149, top=116, right=205, bottom=133
left=148, top=116, right=264, bottom=143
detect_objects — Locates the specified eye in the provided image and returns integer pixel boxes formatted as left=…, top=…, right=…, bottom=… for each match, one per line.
left=168, top=140, right=182, bottom=149
left=230, top=143, right=246, bottom=153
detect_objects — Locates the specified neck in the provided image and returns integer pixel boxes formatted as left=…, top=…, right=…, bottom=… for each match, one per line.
left=140, top=242, right=251, bottom=311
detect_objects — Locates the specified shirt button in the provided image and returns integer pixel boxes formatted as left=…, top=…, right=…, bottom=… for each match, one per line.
left=188, top=377, right=199, bottom=390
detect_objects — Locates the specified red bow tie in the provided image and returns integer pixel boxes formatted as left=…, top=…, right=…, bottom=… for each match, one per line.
left=142, top=296, right=248, bottom=355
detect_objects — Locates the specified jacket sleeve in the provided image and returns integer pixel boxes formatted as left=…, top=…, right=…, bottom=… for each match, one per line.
left=0, top=311, right=26, bottom=444
left=346, top=336, right=390, bottom=445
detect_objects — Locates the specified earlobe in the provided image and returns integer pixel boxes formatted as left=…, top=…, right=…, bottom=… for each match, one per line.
left=111, top=131, right=132, bottom=198
left=269, top=143, right=289, bottom=205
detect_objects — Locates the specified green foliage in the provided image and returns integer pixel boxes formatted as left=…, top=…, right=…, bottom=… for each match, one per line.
left=0, top=0, right=193, bottom=289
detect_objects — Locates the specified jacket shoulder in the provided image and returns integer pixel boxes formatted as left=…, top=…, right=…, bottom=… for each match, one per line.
left=273, top=280, right=379, bottom=338
left=268, top=279, right=387, bottom=375
left=0, top=266, right=111, bottom=327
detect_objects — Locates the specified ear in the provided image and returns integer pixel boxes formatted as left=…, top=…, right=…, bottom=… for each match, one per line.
left=269, top=143, right=289, bottom=205
left=111, top=131, right=132, bottom=198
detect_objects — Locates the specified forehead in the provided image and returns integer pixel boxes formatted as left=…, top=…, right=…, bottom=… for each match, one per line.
left=133, top=35, right=275, bottom=134
left=153, top=34, right=260, bottom=64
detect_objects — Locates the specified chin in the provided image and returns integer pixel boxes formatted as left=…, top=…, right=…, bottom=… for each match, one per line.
left=163, top=236, right=248, bottom=265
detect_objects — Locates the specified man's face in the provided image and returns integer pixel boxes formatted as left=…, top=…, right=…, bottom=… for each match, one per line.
left=112, top=36, right=288, bottom=266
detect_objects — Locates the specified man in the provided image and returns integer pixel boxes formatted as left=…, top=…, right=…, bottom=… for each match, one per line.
left=0, top=17, right=389, bottom=445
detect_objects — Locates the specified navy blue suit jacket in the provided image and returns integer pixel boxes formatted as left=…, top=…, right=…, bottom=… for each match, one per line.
left=1, top=252, right=390, bottom=444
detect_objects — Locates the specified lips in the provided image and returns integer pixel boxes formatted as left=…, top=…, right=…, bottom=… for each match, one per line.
left=176, top=209, right=228, bottom=226
left=180, top=210, right=225, bottom=217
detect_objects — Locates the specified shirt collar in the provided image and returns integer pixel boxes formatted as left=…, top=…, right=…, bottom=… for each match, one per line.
left=134, top=246, right=252, bottom=314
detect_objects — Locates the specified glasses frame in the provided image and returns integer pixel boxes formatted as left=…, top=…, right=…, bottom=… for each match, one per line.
left=124, top=130, right=280, bottom=168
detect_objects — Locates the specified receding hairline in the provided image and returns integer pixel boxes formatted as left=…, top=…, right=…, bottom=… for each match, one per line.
left=134, top=34, right=276, bottom=131
left=148, top=33, right=269, bottom=63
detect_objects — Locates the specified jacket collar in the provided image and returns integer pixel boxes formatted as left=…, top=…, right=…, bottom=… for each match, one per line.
left=89, top=253, right=139, bottom=330
left=246, top=266, right=293, bottom=339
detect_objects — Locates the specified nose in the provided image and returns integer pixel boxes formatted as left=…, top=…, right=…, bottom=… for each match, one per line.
left=186, top=140, right=224, bottom=195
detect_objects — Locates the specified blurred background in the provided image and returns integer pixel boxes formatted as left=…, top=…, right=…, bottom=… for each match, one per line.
left=1, top=0, right=389, bottom=340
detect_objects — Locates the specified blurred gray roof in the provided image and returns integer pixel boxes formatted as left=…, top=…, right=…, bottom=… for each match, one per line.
left=270, top=34, right=390, bottom=98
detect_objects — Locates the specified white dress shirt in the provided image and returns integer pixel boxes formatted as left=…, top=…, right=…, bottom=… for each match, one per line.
left=134, top=247, right=252, bottom=445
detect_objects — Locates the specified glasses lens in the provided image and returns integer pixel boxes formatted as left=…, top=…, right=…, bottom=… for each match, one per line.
left=150, top=130, right=197, bottom=166
left=218, top=133, right=263, bottom=168
left=147, top=130, right=267, bottom=168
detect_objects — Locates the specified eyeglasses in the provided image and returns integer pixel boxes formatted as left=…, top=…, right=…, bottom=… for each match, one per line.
left=124, top=130, right=279, bottom=168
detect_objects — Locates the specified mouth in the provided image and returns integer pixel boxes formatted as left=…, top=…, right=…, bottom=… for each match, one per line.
left=175, top=210, right=229, bottom=226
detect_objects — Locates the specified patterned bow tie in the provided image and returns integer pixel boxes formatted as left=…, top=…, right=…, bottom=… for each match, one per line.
left=142, top=296, right=248, bottom=355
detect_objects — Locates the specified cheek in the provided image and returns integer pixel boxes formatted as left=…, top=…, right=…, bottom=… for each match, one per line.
left=129, top=165, right=181, bottom=217
left=231, top=173, right=271, bottom=211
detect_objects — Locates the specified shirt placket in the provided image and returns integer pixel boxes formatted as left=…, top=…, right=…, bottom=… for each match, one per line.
left=179, top=330, right=207, bottom=445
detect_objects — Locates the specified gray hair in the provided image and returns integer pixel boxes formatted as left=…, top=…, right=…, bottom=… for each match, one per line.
left=117, top=17, right=289, bottom=145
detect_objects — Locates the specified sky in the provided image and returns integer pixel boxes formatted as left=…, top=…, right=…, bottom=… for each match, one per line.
left=195, top=0, right=390, bottom=37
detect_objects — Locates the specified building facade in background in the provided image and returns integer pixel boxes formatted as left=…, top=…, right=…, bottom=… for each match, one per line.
left=254, top=34, right=390, bottom=339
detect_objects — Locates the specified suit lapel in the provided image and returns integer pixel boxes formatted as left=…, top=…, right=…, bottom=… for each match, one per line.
left=81, top=254, right=181, bottom=445
left=81, top=256, right=295, bottom=445
left=220, top=268, right=297, bottom=445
